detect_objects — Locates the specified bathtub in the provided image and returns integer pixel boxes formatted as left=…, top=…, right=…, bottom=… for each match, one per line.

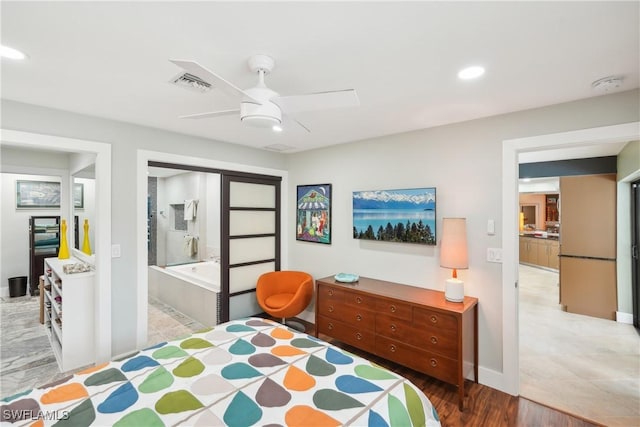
left=148, top=261, right=220, bottom=327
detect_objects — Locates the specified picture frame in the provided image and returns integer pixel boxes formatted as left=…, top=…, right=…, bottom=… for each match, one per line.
left=73, top=183, right=84, bottom=209
left=352, top=187, right=436, bottom=245
left=16, top=180, right=61, bottom=208
left=296, top=184, right=332, bottom=244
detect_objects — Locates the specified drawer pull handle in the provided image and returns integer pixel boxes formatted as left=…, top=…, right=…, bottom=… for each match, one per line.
left=430, top=315, right=437, bottom=324
left=328, top=323, right=334, bottom=330
left=390, top=324, right=397, bottom=332
left=356, top=314, right=362, bottom=321
left=328, top=290, right=334, bottom=296
left=390, top=344, right=397, bottom=353
left=328, top=306, right=334, bottom=313
left=430, top=336, right=438, bottom=344
left=355, top=332, right=363, bottom=340
left=356, top=297, right=363, bottom=304
left=390, top=305, right=396, bottom=313
left=430, top=358, right=438, bottom=367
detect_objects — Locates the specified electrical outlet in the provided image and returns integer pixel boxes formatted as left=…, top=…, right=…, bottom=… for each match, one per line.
left=487, top=247, right=502, bottom=263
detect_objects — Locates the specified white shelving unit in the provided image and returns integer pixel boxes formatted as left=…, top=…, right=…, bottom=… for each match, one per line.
left=43, top=257, right=95, bottom=372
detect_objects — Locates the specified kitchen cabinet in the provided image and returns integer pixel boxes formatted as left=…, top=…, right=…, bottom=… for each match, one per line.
left=520, top=236, right=559, bottom=270
left=519, top=236, right=539, bottom=265
left=537, top=239, right=560, bottom=269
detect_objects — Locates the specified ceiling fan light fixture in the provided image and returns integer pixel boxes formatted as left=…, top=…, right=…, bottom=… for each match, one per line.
left=0, top=44, right=27, bottom=60
left=458, top=65, right=485, bottom=80
left=241, top=115, right=281, bottom=128
left=272, top=124, right=283, bottom=132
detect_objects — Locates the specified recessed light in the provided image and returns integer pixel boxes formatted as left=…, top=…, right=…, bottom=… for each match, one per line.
left=272, top=125, right=283, bottom=132
left=458, top=65, right=485, bottom=80
left=0, top=45, right=27, bottom=60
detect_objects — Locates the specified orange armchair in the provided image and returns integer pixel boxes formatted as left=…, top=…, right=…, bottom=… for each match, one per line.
left=256, top=271, right=313, bottom=331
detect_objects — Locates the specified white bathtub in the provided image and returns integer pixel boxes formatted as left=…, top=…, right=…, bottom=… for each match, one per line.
left=149, top=261, right=220, bottom=327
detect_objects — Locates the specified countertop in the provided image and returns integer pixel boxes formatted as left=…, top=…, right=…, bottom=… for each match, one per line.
left=519, top=233, right=559, bottom=241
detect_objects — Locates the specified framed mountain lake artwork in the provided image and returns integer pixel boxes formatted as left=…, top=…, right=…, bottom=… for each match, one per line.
left=353, top=187, right=436, bottom=245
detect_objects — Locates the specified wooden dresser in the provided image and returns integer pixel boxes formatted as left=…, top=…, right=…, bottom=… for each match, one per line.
left=315, top=276, right=478, bottom=410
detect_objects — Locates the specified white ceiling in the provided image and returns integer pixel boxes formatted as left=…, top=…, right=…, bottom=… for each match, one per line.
left=1, top=2, right=638, bottom=154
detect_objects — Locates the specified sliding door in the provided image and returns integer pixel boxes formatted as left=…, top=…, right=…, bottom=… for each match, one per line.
left=221, top=173, right=281, bottom=322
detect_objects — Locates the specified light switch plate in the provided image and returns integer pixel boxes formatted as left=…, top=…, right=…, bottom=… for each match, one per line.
left=487, top=219, right=495, bottom=235
left=111, top=244, right=121, bottom=258
left=487, top=247, right=502, bottom=263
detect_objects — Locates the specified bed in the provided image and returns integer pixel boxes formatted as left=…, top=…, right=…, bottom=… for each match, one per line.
left=1, top=318, right=441, bottom=426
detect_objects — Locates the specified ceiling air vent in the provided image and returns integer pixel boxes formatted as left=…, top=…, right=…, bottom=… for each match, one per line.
left=170, top=72, right=212, bottom=93
left=263, top=144, right=296, bottom=152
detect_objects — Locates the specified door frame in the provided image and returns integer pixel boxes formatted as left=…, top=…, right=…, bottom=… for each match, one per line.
left=136, top=150, right=288, bottom=349
left=1, top=128, right=112, bottom=364
left=632, top=180, right=640, bottom=328
left=500, top=121, right=640, bottom=395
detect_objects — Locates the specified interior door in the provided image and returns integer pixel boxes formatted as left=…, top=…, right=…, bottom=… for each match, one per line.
left=221, top=173, right=281, bottom=322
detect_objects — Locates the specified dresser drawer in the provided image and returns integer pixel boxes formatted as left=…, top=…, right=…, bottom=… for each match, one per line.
left=414, top=307, right=457, bottom=332
left=376, top=336, right=457, bottom=384
left=317, top=285, right=345, bottom=303
left=376, top=314, right=458, bottom=358
left=343, top=291, right=377, bottom=309
left=318, top=301, right=375, bottom=331
left=318, top=315, right=376, bottom=353
left=412, top=328, right=458, bottom=359
left=375, top=299, right=412, bottom=321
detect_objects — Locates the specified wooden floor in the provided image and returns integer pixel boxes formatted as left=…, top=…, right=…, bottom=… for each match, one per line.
left=282, top=317, right=602, bottom=427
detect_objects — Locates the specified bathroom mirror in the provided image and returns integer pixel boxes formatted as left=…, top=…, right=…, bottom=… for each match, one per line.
left=72, top=162, right=96, bottom=259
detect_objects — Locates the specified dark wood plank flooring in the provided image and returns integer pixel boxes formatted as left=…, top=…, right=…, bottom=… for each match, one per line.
left=278, top=317, right=602, bottom=427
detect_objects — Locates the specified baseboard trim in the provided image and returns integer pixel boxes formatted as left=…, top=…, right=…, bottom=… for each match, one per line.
left=478, top=366, right=513, bottom=395
left=616, top=311, right=633, bottom=324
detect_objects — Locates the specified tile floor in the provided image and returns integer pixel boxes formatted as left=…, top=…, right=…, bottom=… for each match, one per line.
left=519, top=264, right=640, bottom=427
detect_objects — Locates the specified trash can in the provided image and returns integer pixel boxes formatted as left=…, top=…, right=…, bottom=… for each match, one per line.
left=8, top=276, right=27, bottom=297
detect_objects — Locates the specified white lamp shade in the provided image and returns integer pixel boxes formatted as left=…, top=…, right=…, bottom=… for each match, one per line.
left=440, top=218, right=468, bottom=270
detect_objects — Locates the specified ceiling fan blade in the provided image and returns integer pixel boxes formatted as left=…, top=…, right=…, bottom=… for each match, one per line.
left=283, top=112, right=311, bottom=133
left=179, top=109, right=240, bottom=119
left=272, top=89, right=359, bottom=114
left=169, top=59, right=261, bottom=104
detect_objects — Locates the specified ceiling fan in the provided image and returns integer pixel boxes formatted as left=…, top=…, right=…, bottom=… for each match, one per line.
left=169, top=54, right=359, bottom=132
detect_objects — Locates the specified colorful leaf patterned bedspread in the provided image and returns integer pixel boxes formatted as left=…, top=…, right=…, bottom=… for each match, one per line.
left=1, top=318, right=441, bottom=426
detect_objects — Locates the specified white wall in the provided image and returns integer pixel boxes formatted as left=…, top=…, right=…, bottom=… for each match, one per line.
left=286, top=89, right=640, bottom=379
left=2, top=99, right=286, bottom=357
left=0, top=173, right=63, bottom=295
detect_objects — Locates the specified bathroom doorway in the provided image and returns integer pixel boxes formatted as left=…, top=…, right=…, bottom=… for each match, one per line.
left=145, top=161, right=282, bottom=334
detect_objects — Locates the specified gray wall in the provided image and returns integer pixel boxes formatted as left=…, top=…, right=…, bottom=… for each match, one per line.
left=286, top=89, right=639, bottom=374
left=1, top=99, right=286, bottom=357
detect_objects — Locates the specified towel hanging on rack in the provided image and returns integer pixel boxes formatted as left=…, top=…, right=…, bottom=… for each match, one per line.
left=183, top=235, right=198, bottom=257
left=184, top=199, right=198, bottom=221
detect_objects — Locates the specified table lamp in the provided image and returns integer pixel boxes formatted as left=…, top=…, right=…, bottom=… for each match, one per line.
left=440, top=218, right=468, bottom=302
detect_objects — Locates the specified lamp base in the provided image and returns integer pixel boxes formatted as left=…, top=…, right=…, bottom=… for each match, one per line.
left=445, top=278, right=464, bottom=302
